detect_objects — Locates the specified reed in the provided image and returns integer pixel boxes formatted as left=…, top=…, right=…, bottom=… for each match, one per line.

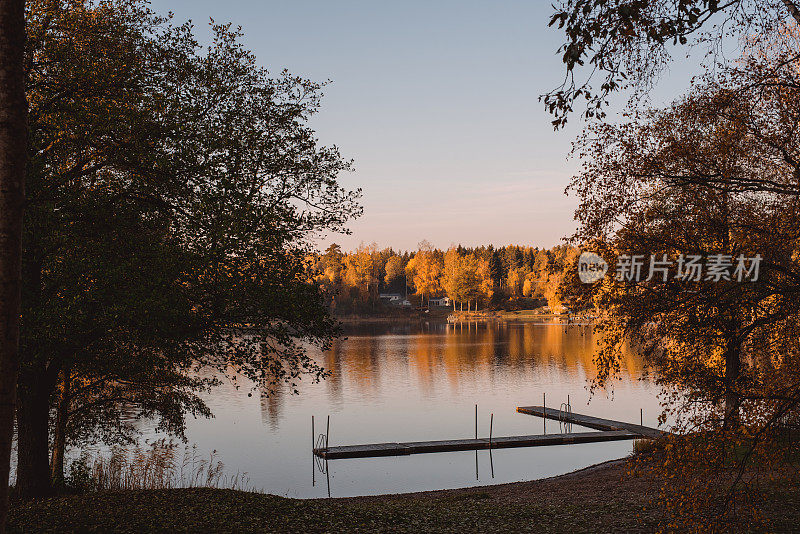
left=66, top=439, right=252, bottom=492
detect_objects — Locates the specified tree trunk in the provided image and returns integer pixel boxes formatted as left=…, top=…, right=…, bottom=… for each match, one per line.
left=0, top=0, right=27, bottom=529
left=781, top=0, right=800, bottom=24
left=50, top=367, right=70, bottom=487
left=15, top=365, right=54, bottom=499
left=723, top=340, right=741, bottom=429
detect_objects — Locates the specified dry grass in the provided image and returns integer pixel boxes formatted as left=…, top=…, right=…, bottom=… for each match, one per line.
left=66, top=440, right=252, bottom=492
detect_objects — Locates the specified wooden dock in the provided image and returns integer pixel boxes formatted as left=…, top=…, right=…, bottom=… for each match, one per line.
left=313, top=430, right=639, bottom=459
left=516, top=406, right=666, bottom=439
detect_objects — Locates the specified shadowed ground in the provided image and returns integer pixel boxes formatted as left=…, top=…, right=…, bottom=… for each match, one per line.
left=8, top=459, right=800, bottom=533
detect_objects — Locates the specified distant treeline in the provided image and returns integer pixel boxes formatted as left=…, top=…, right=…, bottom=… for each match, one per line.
left=307, top=241, right=580, bottom=314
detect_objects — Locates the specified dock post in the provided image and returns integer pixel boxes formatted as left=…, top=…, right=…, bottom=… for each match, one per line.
left=489, top=413, right=494, bottom=448
left=640, top=408, right=643, bottom=427
left=326, top=415, right=330, bottom=451
left=326, top=459, right=331, bottom=498
left=311, top=415, right=315, bottom=487
left=475, top=404, right=478, bottom=439
left=543, top=393, right=546, bottom=435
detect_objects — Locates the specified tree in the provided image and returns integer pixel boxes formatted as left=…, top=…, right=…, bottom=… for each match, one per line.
left=506, top=266, right=529, bottom=298
left=442, top=248, right=461, bottom=309
left=456, top=254, right=481, bottom=311
left=383, top=254, right=405, bottom=293
left=407, top=241, right=442, bottom=308
left=545, top=0, right=800, bottom=128
left=442, top=249, right=480, bottom=311
left=476, top=257, right=494, bottom=306
left=344, top=243, right=378, bottom=304
left=0, top=0, right=27, bottom=527
left=569, top=67, right=800, bottom=526
left=318, top=244, right=345, bottom=310
left=488, top=249, right=503, bottom=294
left=16, top=0, right=360, bottom=497
left=522, top=275, right=537, bottom=298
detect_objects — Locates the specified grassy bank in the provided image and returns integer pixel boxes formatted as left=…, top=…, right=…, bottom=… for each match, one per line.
left=9, top=458, right=800, bottom=533
left=7, top=460, right=644, bottom=533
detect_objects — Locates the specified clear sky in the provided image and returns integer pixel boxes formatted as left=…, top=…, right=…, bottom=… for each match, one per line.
left=161, top=1, right=699, bottom=252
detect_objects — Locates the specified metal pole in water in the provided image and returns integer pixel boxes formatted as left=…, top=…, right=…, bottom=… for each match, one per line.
left=312, top=416, right=315, bottom=487
left=640, top=408, right=643, bottom=427
left=326, top=415, right=330, bottom=451
left=475, top=404, right=478, bottom=439
left=326, top=459, right=331, bottom=498
left=489, top=413, right=493, bottom=448
left=543, top=393, right=546, bottom=435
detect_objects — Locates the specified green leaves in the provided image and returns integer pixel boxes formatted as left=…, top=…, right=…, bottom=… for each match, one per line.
left=21, top=0, right=360, bottom=472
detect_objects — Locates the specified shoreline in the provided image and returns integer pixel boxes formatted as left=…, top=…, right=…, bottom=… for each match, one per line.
left=334, top=310, right=593, bottom=325
left=330, top=457, right=628, bottom=503
left=9, top=454, right=800, bottom=532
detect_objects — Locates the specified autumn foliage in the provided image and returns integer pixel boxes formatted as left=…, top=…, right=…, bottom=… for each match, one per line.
left=309, top=242, right=581, bottom=314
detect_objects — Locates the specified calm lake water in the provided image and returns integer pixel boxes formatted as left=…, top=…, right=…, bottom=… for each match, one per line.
left=132, top=320, right=662, bottom=498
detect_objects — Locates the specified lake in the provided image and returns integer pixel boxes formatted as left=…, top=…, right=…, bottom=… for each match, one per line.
left=134, top=320, right=661, bottom=498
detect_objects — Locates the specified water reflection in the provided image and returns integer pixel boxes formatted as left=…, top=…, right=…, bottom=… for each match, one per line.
left=260, top=321, right=647, bottom=426
left=177, top=321, right=660, bottom=498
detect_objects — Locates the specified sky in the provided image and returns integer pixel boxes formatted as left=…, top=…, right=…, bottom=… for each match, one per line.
left=161, top=1, right=702, bottom=252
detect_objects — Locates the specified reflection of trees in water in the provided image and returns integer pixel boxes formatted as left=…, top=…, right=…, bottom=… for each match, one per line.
left=259, top=386, right=283, bottom=431
left=324, top=322, right=647, bottom=395
left=250, top=361, right=285, bottom=431
left=410, top=334, right=438, bottom=394
left=323, top=341, right=344, bottom=404
left=343, top=336, right=383, bottom=395
left=320, top=335, right=389, bottom=398
left=251, top=322, right=648, bottom=428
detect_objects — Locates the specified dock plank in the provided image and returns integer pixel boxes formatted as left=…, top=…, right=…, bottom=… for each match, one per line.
left=516, top=406, right=666, bottom=439
left=314, top=430, right=639, bottom=459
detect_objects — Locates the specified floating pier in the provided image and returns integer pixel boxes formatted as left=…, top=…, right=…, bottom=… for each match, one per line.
left=516, top=406, right=666, bottom=439
left=313, top=405, right=666, bottom=460
left=313, top=430, right=639, bottom=459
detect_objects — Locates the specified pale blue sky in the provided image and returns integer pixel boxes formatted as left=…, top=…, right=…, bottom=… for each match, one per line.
left=161, top=1, right=700, bottom=251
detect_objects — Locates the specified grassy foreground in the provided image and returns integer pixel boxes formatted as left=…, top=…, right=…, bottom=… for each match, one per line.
left=8, top=459, right=800, bottom=533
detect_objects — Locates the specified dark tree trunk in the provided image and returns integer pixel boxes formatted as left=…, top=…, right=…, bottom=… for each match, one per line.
left=0, top=0, right=27, bottom=529
left=15, top=365, right=54, bottom=499
left=50, top=367, right=70, bottom=487
left=723, top=340, right=741, bottom=429
left=781, top=0, right=800, bottom=24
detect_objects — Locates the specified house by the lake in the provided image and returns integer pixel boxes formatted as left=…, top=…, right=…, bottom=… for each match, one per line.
left=380, top=293, right=412, bottom=307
